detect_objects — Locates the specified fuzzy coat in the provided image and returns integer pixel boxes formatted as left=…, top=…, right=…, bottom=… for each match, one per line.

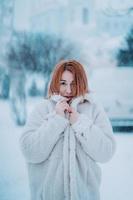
left=20, top=93, right=116, bottom=200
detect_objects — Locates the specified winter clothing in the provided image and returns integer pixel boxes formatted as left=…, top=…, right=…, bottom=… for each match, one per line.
left=20, top=93, right=116, bottom=200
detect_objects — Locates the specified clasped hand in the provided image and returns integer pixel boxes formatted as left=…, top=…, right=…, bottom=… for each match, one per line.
left=55, top=98, right=79, bottom=124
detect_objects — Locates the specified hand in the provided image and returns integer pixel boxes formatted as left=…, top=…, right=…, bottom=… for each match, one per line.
left=69, top=107, right=79, bottom=124
left=55, top=98, right=72, bottom=118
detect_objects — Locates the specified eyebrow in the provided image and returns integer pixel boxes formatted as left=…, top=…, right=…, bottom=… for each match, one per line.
left=60, top=80, right=75, bottom=82
left=60, top=80, right=66, bottom=81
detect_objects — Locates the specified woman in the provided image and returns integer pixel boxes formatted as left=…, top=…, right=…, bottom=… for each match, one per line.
left=20, top=60, right=116, bottom=200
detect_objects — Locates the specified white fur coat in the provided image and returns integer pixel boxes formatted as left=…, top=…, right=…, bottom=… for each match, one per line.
left=20, top=93, right=116, bottom=200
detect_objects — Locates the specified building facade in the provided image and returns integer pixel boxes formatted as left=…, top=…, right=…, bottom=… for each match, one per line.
left=29, top=0, right=133, bottom=38
left=30, top=0, right=95, bottom=38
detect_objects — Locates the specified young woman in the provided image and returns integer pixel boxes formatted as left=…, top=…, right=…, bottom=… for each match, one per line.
left=20, top=60, right=116, bottom=200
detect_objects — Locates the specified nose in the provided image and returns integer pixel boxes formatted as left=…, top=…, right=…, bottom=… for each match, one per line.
left=66, top=85, right=71, bottom=94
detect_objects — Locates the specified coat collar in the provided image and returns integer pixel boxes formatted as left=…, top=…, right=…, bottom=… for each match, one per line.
left=49, top=92, right=94, bottom=109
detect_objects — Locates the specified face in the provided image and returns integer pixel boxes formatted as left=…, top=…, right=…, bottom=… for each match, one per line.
left=59, top=70, right=76, bottom=100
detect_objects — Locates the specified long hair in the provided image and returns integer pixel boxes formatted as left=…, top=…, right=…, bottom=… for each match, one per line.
left=47, top=60, right=89, bottom=98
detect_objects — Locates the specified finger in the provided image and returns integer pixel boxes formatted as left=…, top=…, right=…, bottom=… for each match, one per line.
left=67, top=107, right=73, bottom=113
left=60, top=97, right=70, bottom=102
left=57, top=100, right=68, bottom=106
left=63, top=105, right=70, bottom=111
left=61, top=102, right=70, bottom=107
left=70, top=107, right=74, bottom=112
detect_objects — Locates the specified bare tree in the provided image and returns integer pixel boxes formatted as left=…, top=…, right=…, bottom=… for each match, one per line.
left=6, top=31, right=82, bottom=125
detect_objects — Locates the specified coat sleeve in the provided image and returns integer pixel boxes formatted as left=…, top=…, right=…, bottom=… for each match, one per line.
left=19, top=100, right=69, bottom=164
left=71, top=103, right=116, bottom=163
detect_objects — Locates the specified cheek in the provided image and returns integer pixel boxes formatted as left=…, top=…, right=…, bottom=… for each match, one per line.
left=59, top=86, right=65, bottom=94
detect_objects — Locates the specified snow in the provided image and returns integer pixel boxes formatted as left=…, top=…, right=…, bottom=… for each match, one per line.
left=0, top=98, right=133, bottom=200
left=100, top=133, right=133, bottom=200
left=89, top=68, right=133, bottom=119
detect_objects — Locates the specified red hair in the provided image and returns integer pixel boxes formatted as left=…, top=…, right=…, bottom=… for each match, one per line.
left=47, top=60, right=89, bottom=97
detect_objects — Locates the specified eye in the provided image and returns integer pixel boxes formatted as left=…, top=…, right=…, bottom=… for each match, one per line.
left=71, top=82, right=76, bottom=86
left=60, top=82, right=66, bottom=85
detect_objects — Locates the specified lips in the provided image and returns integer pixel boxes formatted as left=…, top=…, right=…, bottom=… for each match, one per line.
left=64, top=96, right=73, bottom=98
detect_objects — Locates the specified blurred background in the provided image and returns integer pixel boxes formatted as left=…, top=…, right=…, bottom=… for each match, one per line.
left=0, top=0, right=133, bottom=199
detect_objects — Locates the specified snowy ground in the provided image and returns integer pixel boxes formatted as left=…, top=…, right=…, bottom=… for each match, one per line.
left=0, top=98, right=133, bottom=200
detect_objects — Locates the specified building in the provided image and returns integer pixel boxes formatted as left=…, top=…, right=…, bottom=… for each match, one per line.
left=29, top=0, right=133, bottom=38
left=96, top=8, right=133, bottom=36
left=29, top=0, right=133, bottom=68
left=30, top=0, right=95, bottom=39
